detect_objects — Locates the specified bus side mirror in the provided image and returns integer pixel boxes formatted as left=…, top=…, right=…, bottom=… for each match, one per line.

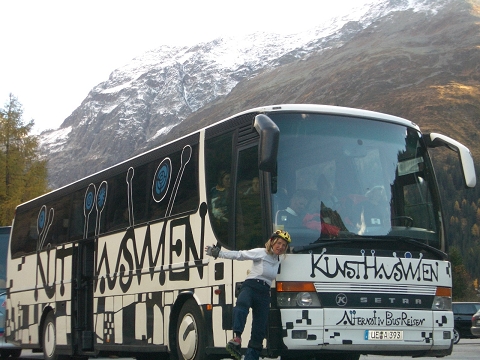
left=254, top=114, right=279, bottom=172
left=425, top=132, right=476, bottom=188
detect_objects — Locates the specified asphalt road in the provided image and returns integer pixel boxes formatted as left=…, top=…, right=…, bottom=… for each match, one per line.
left=15, top=338, right=480, bottom=360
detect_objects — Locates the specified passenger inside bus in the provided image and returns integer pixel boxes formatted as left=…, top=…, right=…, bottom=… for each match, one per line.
left=303, top=202, right=348, bottom=238
left=275, top=190, right=308, bottom=229
left=243, top=176, right=259, bottom=196
left=307, top=174, right=338, bottom=213
left=210, top=170, right=231, bottom=222
left=359, top=185, right=391, bottom=229
left=210, top=170, right=231, bottom=240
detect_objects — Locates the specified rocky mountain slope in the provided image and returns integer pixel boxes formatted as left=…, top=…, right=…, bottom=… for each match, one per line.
left=39, top=0, right=480, bottom=189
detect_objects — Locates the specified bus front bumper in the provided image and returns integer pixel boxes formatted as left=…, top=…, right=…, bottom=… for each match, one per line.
left=275, top=308, right=453, bottom=353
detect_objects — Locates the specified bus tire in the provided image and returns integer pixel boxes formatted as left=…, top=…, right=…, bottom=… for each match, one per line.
left=42, top=311, right=59, bottom=360
left=174, top=299, right=206, bottom=360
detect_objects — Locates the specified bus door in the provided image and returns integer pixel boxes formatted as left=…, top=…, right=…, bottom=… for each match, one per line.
left=72, top=182, right=106, bottom=353
left=232, top=140, right=265, bottom=339
left=72, top=238, right=95, bottom=352
left=205, top=118, right=263, bottom=332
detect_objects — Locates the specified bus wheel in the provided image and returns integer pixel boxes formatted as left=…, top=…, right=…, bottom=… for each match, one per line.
left=175, top=299, right=206, bottom=360
left=42, top=311, right=58, bottom=360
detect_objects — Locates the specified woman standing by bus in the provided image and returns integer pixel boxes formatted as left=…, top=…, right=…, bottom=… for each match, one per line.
left=205, top=230, right=291, bottom=360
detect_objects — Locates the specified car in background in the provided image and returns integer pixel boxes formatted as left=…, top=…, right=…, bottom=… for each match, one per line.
left=471, top=308, right=480, bottom=338
left=0, top=226, right=21, bottom=359
left=452, top=301, right=480, bottom=344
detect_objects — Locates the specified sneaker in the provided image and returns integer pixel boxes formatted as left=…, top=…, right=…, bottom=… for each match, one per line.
left=226, top=337, right=242, bottom=360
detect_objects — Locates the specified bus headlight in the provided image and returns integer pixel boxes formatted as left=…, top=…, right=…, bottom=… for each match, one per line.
left=432, top=296, right=452, bottom=311
left=276, top=282, right=321, bottom=307
left=431, top=287, right=452, bottom=311
left=277, top=292, right=321, bottom=307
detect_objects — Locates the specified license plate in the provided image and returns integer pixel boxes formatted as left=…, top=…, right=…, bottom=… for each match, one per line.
left=365, top=330, right=403, bottom=340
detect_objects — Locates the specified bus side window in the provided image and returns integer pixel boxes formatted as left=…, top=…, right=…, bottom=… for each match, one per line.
left=168, top=145, right=199, bottom=216
left=148, top=145, right=199, bottom=220
left=68, top=189, right=91, bottom=240
left=105, top=174, right=129, bottom=231
left=131, top=163, right=148, bottom=225
left=205, top=131, right=234, bottom=245
left=48, top=196, right=72, bottom=246
left=10, top=208, right=38, bottom=257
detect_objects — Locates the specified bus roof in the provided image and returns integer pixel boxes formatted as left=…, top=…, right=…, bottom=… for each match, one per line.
left=219, top=104, right=419, bottom=130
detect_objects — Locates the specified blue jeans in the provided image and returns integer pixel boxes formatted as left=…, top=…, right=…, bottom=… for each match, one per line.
left=233, top=279, right=271, bottom=360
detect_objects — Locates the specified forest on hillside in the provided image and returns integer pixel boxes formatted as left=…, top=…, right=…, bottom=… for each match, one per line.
left=433, top=151, right=480, bottom=300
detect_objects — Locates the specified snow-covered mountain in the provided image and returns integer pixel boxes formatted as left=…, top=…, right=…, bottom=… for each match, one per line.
left=39, top=0, right=478, bottom=189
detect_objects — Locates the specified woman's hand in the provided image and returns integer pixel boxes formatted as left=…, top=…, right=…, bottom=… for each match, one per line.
left=205, top=244, right=220, bottom=259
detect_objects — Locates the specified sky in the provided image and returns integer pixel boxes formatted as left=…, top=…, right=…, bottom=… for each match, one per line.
left=0, top=0, right=374, bottom=134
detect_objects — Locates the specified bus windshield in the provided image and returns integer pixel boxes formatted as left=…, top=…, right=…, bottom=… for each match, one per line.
left=270, top=112, right=442, bottom=251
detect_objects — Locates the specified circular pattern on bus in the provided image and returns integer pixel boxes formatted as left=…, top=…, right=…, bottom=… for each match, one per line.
left=152, top=158, right=171, bottom=202
left=97, top=182, right=107, bottom=210
left=85, top=189, right=95, bottom=212
left=38, top=206, right=46, bottom=231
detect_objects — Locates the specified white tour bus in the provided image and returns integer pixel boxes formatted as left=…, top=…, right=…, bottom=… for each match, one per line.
left=5, top=105, right=476, bottom=360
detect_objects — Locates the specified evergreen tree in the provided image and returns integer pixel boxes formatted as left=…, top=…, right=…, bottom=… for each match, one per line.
left=0, top=94, right=49, bottom=225
left=449, top=247, right=477, bottom=300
